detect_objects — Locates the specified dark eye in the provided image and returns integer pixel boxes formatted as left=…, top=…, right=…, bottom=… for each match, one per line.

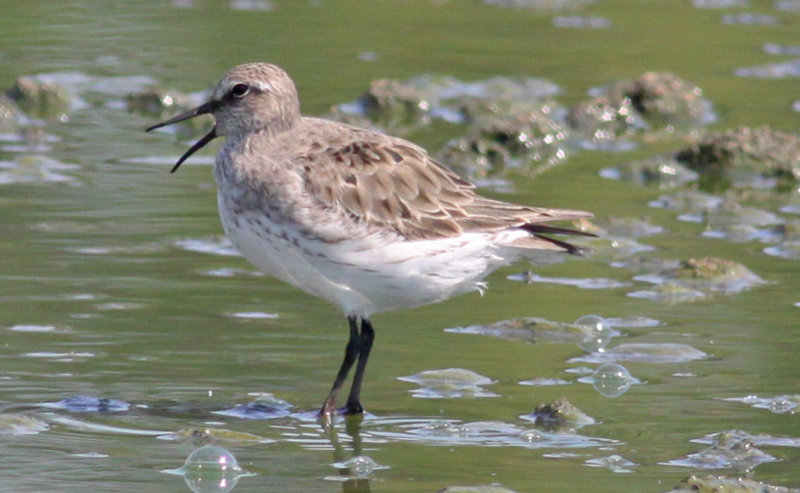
left=230, top=83, right=250, bottom=98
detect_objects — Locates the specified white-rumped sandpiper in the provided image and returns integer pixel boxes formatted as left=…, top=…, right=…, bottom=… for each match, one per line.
left=147, top=63, right=592, bottom=418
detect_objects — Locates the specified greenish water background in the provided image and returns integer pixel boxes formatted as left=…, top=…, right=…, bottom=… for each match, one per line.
left=0, top=0, right=799, bottom=491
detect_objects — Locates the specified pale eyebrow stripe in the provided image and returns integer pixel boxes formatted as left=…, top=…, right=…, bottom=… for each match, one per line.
left=252, top=81, right=273, bottom=92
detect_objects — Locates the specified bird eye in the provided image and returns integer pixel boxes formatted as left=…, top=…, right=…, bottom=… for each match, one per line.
left=230, top=83, right=250, bottom=98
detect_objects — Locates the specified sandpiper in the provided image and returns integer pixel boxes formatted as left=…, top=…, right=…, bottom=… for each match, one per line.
left=147, top=63, right=592, bottom=418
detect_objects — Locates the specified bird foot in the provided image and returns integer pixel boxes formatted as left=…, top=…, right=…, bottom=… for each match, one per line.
left=341, top=401, right=364, bottom=415
left=317, top=401, right=364, bottom=421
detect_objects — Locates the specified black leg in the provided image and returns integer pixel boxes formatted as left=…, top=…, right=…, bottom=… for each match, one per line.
left=320, top=315, right=361, bottom=417
left=344, top=318, right=374, bottom=414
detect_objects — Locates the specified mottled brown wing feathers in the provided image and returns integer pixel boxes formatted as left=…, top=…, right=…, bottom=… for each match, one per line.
left=300, top=130, right=590, bottom=242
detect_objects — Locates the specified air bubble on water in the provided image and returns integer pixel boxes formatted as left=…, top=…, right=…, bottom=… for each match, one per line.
left=182, top=446, right=241, bottom=472
left=422, top=419, right=468, bottom=436
left=580, top=363, right=639, bottom=398
left=584, top=454, right=636, bottom=473
left=520, top=429, right=547, bottom=443
left=766, top=399, right=794, bottom=413
left=163, top=445, right=254, bottom=493
left=766, top=398, right=797, bottom=414
left=212, top=393, right=293, bottom=419
left=693, top=429, right=800, bottom=448
left=331, top=455, right=388, bottom=476
left=575, top=315, right=613, bottom=353
left=518, top=377, right=571, bottom=386
left=569, top=342, right=707, bottom=364
left=575, top=314, right=609, bottom=332
left=397, top=368, right=498, bottom=398
left=604, top=316, right=662, bottom=328
left=660, top=432, right=778, bottom=472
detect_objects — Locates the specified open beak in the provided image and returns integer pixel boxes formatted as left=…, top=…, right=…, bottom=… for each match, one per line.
left=146, top=101, right=218, bottom=173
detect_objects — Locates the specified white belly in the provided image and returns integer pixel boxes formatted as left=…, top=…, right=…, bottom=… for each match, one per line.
left=216, top=196, right=513, bottom=317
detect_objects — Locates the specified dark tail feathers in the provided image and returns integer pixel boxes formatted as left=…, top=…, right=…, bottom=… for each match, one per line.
left=521, top=223, right=597, bottom=256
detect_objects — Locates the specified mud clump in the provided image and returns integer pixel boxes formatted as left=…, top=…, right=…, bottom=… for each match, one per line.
left=568, top=72, right=714, bottom=147
left=333, top=73, right=566, bottom=180
left=128, top=87, right=209, bottom=136
left=567, top=94, right=644, bottom=146
left=6, top=76, right=72, bottom=120
left=623, top=72, right=713, bottom=127
left=664, top=474, right=795, bottom=493
left=357, top=78, right=432, bottom=128
left=126, top=88, right=193, bottom=117
left=675, top=126, right=800, bottom=189
left=438, top=104, right=569, bottom=179
left=521, top=397, right=595, bottom=430
left=661, top=257, right=764, bottom=294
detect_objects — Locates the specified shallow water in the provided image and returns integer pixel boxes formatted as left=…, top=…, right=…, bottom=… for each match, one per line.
left=1, top=1, right=800, bottom=491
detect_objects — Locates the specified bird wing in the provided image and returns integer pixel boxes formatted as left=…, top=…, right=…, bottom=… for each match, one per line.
left=298, top=122, right=591, bottom=241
